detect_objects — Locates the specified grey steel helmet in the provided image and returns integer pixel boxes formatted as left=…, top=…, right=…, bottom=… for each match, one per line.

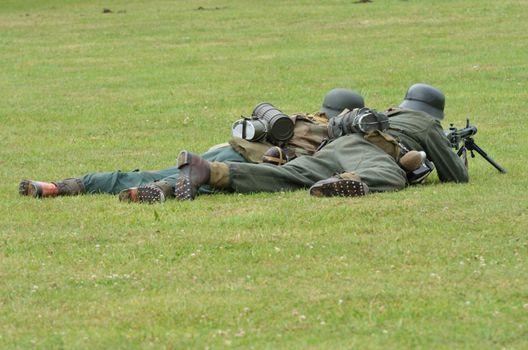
left=399, top=83, right=445, bottom=120
left=320, top=88, right=365, bottom=119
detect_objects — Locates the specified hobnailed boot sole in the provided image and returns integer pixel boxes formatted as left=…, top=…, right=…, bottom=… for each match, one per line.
left=18, top=180, right=37, bottom=197
left=174, top=150, right=210, bottom=201
left=119, top=186, right=165, bottom=204
left=309, top=179, right=369, bottom=198
left=175, top=151, right=193, bottom=200
left=174, top=177, right=193, bottom=200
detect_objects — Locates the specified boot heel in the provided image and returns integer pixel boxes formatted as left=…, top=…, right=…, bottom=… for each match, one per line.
left=177, top=150, right=191, bottom=169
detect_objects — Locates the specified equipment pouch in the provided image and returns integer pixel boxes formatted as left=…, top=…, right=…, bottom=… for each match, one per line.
left=364, top=130, right=401, bottom=161
left=228, top=137, right=273, bottom=163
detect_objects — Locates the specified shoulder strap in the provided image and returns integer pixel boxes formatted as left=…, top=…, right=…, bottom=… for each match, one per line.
left=385, top=107, right=404, bottom=117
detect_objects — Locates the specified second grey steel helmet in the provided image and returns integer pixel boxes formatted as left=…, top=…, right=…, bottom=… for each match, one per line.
left=399, top=83, right=445, bottom=120
left=319, top=88, right=365, bottom=119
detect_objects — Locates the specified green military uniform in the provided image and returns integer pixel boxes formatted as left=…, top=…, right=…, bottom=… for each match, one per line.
left=386, top=108, right=468, bottom=182
left=80, top=113, right=329, bottom=194
left=81, top=145, right=247, bottom=194
left=223, top=109, right=467, bottom=194
left=227, top=133, right=407, bottom=193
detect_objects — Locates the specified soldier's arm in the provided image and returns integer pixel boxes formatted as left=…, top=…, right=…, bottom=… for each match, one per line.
left=424, top=122, right=469, bottom=183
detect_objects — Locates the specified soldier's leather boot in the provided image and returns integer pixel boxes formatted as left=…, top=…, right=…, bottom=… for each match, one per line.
left=399, top=150, right=426, bottom=172
left=174, top=151, right=211, bottom=200
left=262, top=146, right=288, bottom=165
left=19, top=178, right=85, bottom=198
left=118, top=181, right=173, bottom=204
left=309, top=173, right=369, bottom=198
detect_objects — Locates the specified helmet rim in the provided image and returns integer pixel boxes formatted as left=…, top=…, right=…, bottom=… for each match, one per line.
left=319, top=88, right=365, bottom=119
left=399, top=99, right=444, bottom=120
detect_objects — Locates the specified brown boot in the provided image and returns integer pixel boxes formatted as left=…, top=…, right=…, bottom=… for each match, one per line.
left=262, top=146, right=288, bottom=165
left=399, top=150, right=426, bottom=172
left=174, top=151, right=211, bottom=200
left=19, top=178, right=84, bottom=198
left=309, top=173, right=369, bottom=198
left=118, top=181, right=173, bottom=204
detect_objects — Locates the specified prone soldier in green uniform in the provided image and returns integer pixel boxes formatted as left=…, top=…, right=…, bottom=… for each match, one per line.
left=172, top=83, right=468, bottom=200
left=19, top=88, right=365, bottom=202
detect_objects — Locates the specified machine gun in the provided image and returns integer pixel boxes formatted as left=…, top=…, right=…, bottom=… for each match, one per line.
left=444, top=119, right=507, bottom=173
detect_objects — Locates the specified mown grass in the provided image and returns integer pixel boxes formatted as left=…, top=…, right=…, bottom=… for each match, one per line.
left=1, top=0, right=527, bottom=348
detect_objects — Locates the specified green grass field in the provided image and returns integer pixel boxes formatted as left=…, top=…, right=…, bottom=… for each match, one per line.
left=1, top=0, right=527, bottom=348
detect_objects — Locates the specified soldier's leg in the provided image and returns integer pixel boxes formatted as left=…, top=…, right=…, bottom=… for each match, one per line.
left=174, top=136, right=360, bottom=197
left=331, top=135, right=407, bottom=192
left=227, top=154, right=336, bottom=193
left=229, top=134, right=406, bottom=195
left=199, top=145, right=248, bottom=194
left=227, top=135, right=389, bottom=193
left=119, top=145, right=249, bottom=203
left=173, top=145, right=344, bottom=199
left=90, top=147, right=245, bottom=196
left=19, top=178, right=85, bottom=198
left=309, top=134, right=407, bottom=196
left=19, top=147, right=247, bottom=199
left=19, top=166, right=180, bottom=198
left=81, top=167, right=179, bottom=194
left=157, top=145, right=247, bottom=194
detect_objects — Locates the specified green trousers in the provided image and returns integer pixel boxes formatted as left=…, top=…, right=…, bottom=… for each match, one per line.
left=81, top=145, right=247, bottom=194
left=228, top=134, right=407, bottom=193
